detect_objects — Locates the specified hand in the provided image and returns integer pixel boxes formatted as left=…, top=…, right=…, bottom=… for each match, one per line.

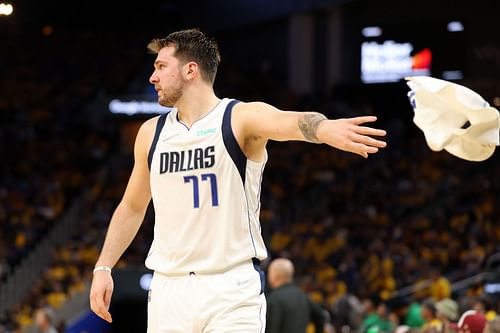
left=317, top=116, right=387, bottom=158
left=90, top=270, right=114, bottom=323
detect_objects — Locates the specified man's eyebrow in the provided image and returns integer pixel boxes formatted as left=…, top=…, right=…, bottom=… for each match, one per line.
left=154, top=60, right=166, bottom=66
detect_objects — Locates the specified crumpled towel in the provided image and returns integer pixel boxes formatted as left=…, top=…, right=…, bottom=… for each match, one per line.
left=406, top=76, right=500, bottom=161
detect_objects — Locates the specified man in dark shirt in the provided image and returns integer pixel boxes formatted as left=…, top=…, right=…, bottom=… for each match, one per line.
left=266, top=258, right=325, bottom=333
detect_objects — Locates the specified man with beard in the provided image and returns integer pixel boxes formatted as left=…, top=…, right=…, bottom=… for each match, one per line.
left=90, top=28, right=387, bottom=333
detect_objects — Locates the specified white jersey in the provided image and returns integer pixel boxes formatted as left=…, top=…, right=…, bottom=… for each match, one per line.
left=146, top=98, right=268, bottom=275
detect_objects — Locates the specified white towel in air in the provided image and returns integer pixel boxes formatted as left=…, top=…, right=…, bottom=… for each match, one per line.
left=406, top=76, right=500, bottom=161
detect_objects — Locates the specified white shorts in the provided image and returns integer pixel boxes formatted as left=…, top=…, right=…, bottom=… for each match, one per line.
left=147, top=259, right=266, bottom=333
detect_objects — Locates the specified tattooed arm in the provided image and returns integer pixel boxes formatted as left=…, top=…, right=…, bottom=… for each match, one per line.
left=298, top=112, right=328, bottom=143
left=232, top=102, right=387, bottom=160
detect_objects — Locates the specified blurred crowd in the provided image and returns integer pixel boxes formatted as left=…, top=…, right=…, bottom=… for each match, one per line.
left=0, top=25, right=148, bottom=282
left=0, top=26, right=148, bottom=331
left=264, top=138, right=500, bottom=305
left=1, top=27, right=500, bottom=333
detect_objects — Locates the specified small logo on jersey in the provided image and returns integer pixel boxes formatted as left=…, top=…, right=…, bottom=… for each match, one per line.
left=196, top=128, right=216, bottom=137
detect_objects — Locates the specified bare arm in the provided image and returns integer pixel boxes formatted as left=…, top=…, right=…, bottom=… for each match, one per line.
left=89, top=117, right=157, bottom=323
left=298, top=113, right=328, bottom=143
left=232, top=102, right=386, bottom=159
left=94, top=139, right=153, bottom=268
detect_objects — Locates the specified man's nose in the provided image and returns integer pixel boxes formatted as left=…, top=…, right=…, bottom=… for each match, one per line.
left=149, top=72, right=158, bottom=84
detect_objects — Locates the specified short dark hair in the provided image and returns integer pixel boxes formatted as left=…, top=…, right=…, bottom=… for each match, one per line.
left=422, top=300, right=437, bottom=316
left=147, top=28, right=221, bottom=84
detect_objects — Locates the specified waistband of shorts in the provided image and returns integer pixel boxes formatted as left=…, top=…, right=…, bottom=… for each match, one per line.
left=154, top=258, right=262, bottom=278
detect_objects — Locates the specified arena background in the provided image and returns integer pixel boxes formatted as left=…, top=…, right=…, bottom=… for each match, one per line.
left=1, top=0, right=500, bottom=332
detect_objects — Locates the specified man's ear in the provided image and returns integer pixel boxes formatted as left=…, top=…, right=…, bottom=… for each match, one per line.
left=185, top=62, right=198, bottom=80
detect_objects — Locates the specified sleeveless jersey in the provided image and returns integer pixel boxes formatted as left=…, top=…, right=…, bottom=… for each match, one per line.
left=146, top=98, right=268, bottom=275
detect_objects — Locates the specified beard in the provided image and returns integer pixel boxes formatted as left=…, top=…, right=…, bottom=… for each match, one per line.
left=158, top=80, right=184, bottom=107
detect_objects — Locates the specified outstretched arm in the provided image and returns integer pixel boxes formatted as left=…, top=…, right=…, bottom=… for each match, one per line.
left=89, top=117, right=156, bottom=323
left=233, top=102, right=386, bottom=159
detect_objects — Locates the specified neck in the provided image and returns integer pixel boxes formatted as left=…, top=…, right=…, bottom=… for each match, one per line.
left=175, top=83, right=220, bottom=127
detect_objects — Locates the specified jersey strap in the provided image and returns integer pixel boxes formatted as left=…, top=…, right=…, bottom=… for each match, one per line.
left=148, top=113, right=169, bottom=170
left=222, top=100, right=246, bottom=184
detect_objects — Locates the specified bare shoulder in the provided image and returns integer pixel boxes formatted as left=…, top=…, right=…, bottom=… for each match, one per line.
left=232, top=102, right=268, bottom=135
left=135, top=115, right=162, bottom=153
left=234, top=101, right=263, bottom=110
left=140, top=115, right=161, bottom=132
left=232, top=101, right=280, bottom=130
left=233, top=101, right=276, bottom=114
left=138, top=115, right=162, bottom=137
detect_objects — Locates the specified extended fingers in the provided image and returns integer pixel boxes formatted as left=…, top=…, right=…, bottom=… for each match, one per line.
left=342, top=136, right=380, bottom=154
left=348, top=142, right=376, bottom=158
left=356, top=126, right=387, bottom=137
left=350, top=116, right=378, bottom=125
left=325, top=117, right=386, bottom=157
left=354, top=133, right=387, bottom=148
left=346, top=133, right=386, bottom=158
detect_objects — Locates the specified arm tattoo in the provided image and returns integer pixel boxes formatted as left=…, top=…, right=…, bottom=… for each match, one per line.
left=298, top=112, right=327, bottom=143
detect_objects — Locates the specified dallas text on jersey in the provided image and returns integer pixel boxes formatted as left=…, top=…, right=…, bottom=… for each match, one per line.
left=159, top=145, right=215, bottom=174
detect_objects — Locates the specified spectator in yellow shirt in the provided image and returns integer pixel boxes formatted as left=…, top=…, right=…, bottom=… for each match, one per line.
left=429, top=270, right=451, bottom=301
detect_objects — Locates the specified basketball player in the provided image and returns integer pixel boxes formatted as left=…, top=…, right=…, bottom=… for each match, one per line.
left=90, top=29, right=386, bottom=332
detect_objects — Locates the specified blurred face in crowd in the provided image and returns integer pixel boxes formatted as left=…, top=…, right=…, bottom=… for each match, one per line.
left=267, top=258, right=294, bottom=289
left=267, top=265, right=280, bottom=289
left=377, top=303, right=388, bottom=317
left=149, top=45, right=187, bottom=107
left=421, top=304, right=436, bottom=321
left=34, top=310, right=48, bottom=329
left=472, top=300, right=486, bottom=314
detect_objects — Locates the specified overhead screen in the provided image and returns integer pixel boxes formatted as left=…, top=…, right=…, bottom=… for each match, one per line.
left=361, top=21, right=466, bottom=84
